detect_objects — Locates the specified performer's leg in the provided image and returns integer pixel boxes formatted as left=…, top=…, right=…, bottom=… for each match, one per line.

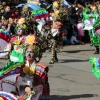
left=49, top=40, right=57, bottom=64
left=48, top=42, right=52, bottom=52
left=94, top=46, right=99, bottom=54
left=55, top=51, right=58, bottom=62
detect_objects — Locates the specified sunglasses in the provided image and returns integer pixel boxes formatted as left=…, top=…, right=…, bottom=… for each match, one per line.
left=26, top=51, right=34, bottom=55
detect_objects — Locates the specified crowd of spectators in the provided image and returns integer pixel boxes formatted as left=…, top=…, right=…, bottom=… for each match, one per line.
left=60, top=0, right=100, bottom=46
left=0, top=0, right=99, bottom=47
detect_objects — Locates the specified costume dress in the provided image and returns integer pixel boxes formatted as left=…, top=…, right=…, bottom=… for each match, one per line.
left=16, top=60, right=50, bottom=100
left=0, top=59, right=50, bottom=100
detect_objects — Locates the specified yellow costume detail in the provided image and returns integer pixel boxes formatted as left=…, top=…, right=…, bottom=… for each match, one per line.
left=26, top=35, right=36, bottom=45
left=13, top=40, right=21, bottom=45
left=23, top=64, right=36, bottom=75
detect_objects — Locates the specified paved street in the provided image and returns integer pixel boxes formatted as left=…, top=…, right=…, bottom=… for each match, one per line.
left=0, top=44, right=100, bottom=100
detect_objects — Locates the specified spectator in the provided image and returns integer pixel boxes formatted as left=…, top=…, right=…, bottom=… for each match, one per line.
left=69, top=3, right=79, bottom=25
left=2, top=0, right=6, bottom=7
left=62, top=30, right=70, bottom=45
left=0, top=0, right=6, bottom=19
left=69, top=3, right=79, bottom=38
left=3, top=6, right=11, bottom=19
left=1, top=19, right=11, bottom=33
left=9, top=18, right=16, bottom=35
left=70, top=30, right=82, bottom=45
left=11, top=8, right=19, bottom=19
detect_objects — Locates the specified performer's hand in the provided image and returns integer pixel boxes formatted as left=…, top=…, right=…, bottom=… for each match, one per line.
left=25, top=87, right=31, bottom=96
left=76, top=13, right=78, bottom=15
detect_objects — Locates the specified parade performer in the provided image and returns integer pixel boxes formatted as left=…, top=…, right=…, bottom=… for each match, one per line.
left=3, top=19, right=26, bottom=57
left=47, top=0, right=59, bottom=64
left=49, top=18, right=62, bottom=64
left=31, top=4, right=59, bottom=64
left=0, top=17, right=27, bottom=59
left=0, top=35, right=50, bottom=100
left=85, top=2, right=100, bottom=80
left=48, top=0, right=68, bottom=64
left=16, top=44, right=50, bottom=100
left=82, top=6, right=100, bottom=54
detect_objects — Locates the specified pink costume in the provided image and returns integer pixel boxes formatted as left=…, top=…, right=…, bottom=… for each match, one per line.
left=4, top=35, right=26, bottom=52
left=11, top=35, right=26, bottom=45
left=77, top=23, right=84, bottom=41
left=77, top=23, right=84, bottom=37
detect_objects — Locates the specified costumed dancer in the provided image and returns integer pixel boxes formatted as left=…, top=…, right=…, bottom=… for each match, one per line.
left=90, top=3, right=100, bottom=54
left=49, top=0, right=62, bottom=64
left=0, top=17, right=27, bottom=59
left=49, top=19, right=62, bottom=64
left=16, top=44, right=50, bottom=100
left=0, top=35, right=50, bottom=100
left=3, top=18, right=26, bottom=55
left=89, top=1, right=100, bottom=80
left=82, top=6, right=100, bottom=54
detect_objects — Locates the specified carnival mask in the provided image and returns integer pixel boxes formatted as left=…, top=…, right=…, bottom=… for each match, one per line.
left=17, top=28, right=23, bottom=35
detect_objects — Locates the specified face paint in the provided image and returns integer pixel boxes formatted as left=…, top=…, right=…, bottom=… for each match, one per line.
left=26, top=50, right=35, bottom=61
left=26, top=51, right=34, bottom=55
left=17, top=28, right=23, bottom=35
